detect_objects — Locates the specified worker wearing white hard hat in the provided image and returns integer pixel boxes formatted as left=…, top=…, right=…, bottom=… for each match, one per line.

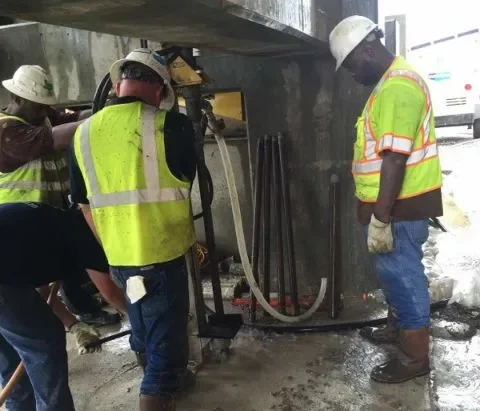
left=110, top=48, right=176, bottom=110
left=329, top=17, right=443, bottom=383
left=70, top=48, right=196, bottom=411
left=0, top=65, right=123, bottom=326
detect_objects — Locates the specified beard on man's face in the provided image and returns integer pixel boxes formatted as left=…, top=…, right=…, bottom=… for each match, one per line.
left=353, top=60, right=383, bottom=86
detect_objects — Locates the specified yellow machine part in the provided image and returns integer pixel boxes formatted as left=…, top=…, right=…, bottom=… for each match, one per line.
left=169, top=56, right=203, bottom=87
left=178, top=91, right=244, bottom=122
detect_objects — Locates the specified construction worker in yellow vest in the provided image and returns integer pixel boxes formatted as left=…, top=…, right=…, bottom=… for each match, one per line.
left=0, top=65, right=124, bottom=328
left=329, top=16, right=443, bottom=384
left=70, top=49, right=197, bottom=411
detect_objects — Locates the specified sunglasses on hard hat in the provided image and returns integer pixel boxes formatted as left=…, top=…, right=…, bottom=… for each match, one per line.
left=120, top=64, right=164, bottom=85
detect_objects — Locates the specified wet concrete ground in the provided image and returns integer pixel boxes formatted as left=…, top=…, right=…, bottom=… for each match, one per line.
left=428, top=128, right=480, bottom=411
left=66, top=327, right=432, bottom=411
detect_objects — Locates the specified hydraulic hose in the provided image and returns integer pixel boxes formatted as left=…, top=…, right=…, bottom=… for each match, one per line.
left=92, top=73, right=111, bottom=114
left=245, top=300, right=449, bottom=333
left=203, top=108, right=328, bottom=323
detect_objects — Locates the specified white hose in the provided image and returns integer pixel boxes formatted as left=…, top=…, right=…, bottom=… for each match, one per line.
left=205, top=112, right=327, bottom=323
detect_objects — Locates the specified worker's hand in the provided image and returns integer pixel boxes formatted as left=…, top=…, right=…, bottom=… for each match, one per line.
left=70, top=322, right=101, bottom=355
left=367, top=214, right=394, bottom=253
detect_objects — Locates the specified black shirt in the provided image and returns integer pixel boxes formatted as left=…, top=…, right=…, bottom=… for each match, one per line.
left=69, top=97, right=197, bottom=204
left=0, top=202, right=109, bottom=286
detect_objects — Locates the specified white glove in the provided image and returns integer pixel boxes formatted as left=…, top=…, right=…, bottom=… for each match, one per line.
left=367, top=215, right=394, bottom=253
left=70, top=322, right=101, bottom=355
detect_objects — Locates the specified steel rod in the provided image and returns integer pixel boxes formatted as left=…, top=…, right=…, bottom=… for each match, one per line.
left=262, top=135, right=272, bottom=305
left=278, top=133, right=299, bottom=315
left=250, top=137, right=265, bottom=322
left=329, top=174, right=340, bottom=319
left=272, top=136, right=286, bottom=314
left=86, top=329, right=132, bottom=348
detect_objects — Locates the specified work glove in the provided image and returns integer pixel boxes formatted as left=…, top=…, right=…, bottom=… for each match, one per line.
left=367, top=214, right=394, bottom=254
left=70, top=322, right=101, bottom=355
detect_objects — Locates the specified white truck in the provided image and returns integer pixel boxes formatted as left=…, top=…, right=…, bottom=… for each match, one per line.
left=408, top=29, right=480, bottom=138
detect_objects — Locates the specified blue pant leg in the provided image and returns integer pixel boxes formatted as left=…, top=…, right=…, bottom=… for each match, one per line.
left=139, top=262, right=189, bottom=396
left=0, top=285, right=75, bottom=411
left=373, top=221, right=430, bottom=329
left=110, top=267, right=146, bottom=354
left=0, top=334, right=35, bottom=411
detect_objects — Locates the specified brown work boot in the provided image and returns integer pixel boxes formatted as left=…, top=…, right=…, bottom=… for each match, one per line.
left=360, top=309, right=398, bottom=344
left=371, top=328, right=430, bottom=383
left=139, top=394, right=175, bottom=411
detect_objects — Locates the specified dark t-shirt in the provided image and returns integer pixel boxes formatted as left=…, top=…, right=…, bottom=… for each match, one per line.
left=0, top=202, right=108, bottom=286
left=357, top=187, right=443, bottom=225
left=0, top=108, right=79, bottom=173
left=69, top=97, right=197, bottom=204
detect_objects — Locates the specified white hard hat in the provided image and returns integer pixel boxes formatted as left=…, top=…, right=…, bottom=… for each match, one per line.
left=110, top=48, right=175, bottom=111
left=329, top=15, right=378, bottom=71
left=2, top=65, right=57, bottom=105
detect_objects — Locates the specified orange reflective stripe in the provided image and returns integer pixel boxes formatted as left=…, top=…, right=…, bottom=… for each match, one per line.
left=359, top=67, right=433, bottom=167
left=377, top=134, right=413, bottom=154
left=352, top=143, right=439, bottom=175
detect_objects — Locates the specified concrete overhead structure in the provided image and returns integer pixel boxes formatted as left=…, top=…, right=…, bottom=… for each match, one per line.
left=0, top=0, right=379, bottom=299
left=0, top=0, right=330, bottom=56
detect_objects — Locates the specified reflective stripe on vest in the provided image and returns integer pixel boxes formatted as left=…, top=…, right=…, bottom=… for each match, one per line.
left=359, top=69, right=434, bottom=163
left=75, top=102, right=195, bottom=266
left=353, top=144, right=439, bottom=175
left=0, top=180, right=63, bottom=191
left=79, top=106, right=189, bottom=209
left=0, top=115, right=69, bottom=206
left=352, top=59, right=442, bottom=202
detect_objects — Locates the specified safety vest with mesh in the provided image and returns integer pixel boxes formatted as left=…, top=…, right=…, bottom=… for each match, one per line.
left=352, top=58, right=442, bottom=202
left=73, top=102, right=195, bottom=267
left=0, top=114, right=70, bottom=208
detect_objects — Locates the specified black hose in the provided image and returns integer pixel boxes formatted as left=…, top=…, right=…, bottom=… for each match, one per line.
left=244, top=300, right=449, bottom=334
left=92, top=73, right=110, bottom=114
left=193, top=162, right=214, bottom=221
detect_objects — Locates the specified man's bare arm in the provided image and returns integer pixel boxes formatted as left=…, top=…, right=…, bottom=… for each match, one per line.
left=52, top=120, right=83, bottom=151
left=37, top=284, right=77, bottom=329
left=79, top=203, right=102, bottom=245
left=77, top=109, right=92, bottom=121
left=374, top=151, right=408, bottom=223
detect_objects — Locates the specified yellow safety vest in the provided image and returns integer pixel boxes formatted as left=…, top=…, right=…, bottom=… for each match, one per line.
left=0, top=114, right=70, bottom=208
left=74, top=101, right=195, bottom=266
left=352, top=59, right=442, bottom=202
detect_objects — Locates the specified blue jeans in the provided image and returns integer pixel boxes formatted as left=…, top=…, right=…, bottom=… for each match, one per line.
left=0, top=285, right=74, bottom=411
left=369, top=220, right=430, bottom=329
left=111, top=258, right=189, bottom=397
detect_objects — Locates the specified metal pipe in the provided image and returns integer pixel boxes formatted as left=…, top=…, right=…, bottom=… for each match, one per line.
left=329, top=174, right=340, bottom=319
left=272, top=136, right=286, bottom=314
left=250, top=137, right=265, bottom=322
left=262, top=135, right=272, bottom=304
left=86, top=329, right=132, bottom=349
left=278, top=133, right=299, bottom=315
left=182, top=48, right=223, bottom=315
left=186, top=245, right=208, bottom=333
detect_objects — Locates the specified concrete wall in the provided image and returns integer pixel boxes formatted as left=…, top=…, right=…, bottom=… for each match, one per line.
left=195, top=0, right=380, bottom=296
left=197, top=50, right=377, bottom=296
left=223, top=0, right=330, bottom=43
left=0, top=22, right=161, bottom=106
